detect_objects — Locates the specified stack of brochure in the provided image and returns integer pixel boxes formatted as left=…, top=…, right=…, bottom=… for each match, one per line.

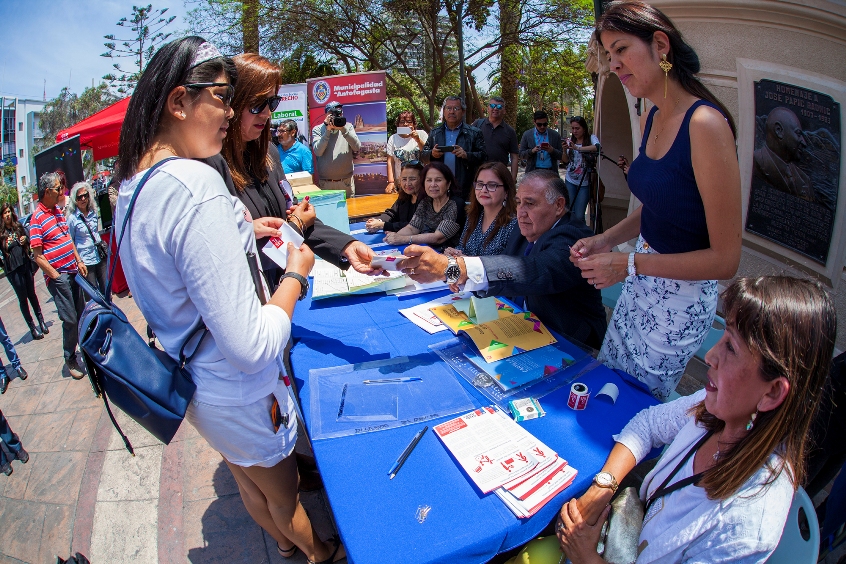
left=433, top=406, right=577, bottom=518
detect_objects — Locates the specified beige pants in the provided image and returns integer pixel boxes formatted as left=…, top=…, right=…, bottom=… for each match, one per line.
left=318, top=176, right=355, bottom=197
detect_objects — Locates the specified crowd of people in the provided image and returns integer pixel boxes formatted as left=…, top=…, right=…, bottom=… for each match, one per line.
left=0, top=0, right=840, bottom=561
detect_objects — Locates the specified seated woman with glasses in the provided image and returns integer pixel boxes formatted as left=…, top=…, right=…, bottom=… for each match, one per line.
left=383, top=162, right=463, bottom=250
left=386, top=111, right=428, bottom=193
left=445, top=162, right=517, bottom=257
left=365, top=160, right=424, bottom=233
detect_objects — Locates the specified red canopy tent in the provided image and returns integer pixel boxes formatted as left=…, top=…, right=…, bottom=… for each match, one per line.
left=56, top=97, right=129, bottom=161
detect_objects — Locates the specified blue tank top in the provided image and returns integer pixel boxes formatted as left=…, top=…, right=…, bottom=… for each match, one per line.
left=627, top=99, right=721, bottom=255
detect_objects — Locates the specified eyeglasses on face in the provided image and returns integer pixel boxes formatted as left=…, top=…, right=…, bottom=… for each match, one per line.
left=489, top=103, right=503, bottom=110
left=76, top=192, right=90, bottom=201
left=250, top=95, right=283, bottom=114
left=183, top=82, right=235, bottom=106
left=444, top=106, right=463, bottom=113
left=474, top=181, right=503, bottom=192
left=535, top=121, right=548, bottom=127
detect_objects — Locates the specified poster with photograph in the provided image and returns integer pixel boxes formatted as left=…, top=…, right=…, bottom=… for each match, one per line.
left=307, top=71, right=387, bottom=195
left=746, top=79, right=841, bottom=264
left=273, top=83, right=309, bottom=143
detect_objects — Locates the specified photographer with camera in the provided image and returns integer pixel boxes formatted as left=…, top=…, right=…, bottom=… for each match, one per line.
left=311, top=101, right=361, bottom=197
left=561, top=116, right=600, bottom=222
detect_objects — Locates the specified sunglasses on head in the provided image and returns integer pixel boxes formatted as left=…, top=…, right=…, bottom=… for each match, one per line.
left=250, top=95, right=283, bottom=114
left=401, top=160, right=423, bottom=169
left=489, top=103, right=503, bottom=110
left=183, top=82, right=235, bottom=106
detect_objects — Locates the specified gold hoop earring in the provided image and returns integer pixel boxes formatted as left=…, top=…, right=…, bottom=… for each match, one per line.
left=659, top=54, right=673, bottom=99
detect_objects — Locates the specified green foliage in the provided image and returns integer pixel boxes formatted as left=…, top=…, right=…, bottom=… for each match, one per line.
left=279, top=47, right=340, bottom=84
left=0, top=182, right=19, bottom=208
left=34, top=84, right=120, bottom=155
left=102, top=4, right=177, bottom=94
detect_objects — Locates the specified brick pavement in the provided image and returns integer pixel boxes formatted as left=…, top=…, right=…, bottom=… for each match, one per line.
left=0, top=274, right=340, bottom=564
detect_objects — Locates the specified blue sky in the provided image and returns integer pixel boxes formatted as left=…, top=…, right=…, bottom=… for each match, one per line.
left=0, top=0, right=191, bottom=101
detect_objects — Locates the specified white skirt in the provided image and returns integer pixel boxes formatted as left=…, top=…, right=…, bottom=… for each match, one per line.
left=599, top=235, right=718, bottom=401
left=185, top=379, right=298, bottom=467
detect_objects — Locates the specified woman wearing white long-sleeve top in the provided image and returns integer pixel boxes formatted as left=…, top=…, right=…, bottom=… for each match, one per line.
left=527, top=276, right=835, bottom=563
left=113, top=37, right=343, bottom=564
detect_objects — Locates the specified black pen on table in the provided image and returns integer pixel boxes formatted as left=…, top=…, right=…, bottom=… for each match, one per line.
left=388, top=426, right=428, bottom=480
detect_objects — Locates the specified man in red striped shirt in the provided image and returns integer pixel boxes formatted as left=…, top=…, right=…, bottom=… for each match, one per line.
left=31, top=172, right=89, bottom=379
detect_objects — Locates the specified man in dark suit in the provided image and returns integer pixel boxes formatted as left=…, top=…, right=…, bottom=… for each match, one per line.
left=399, top=169, right=606, bottom=349
left=421, top=96, right=487, bottom=200
left=519, top=110, right=564, bottom=173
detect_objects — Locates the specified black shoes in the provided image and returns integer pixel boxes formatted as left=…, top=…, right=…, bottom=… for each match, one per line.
left=27, top=320, right=44, bottom=340
left=1, top=462, right=11, bottom=476
left=66, top=356, right=85, bottom=380
left=0, top=374, right=9, bottom=394
left=36, top=312, right=49, bottom=335
left=17, top=366, right=27, bottom=381
left=16, top=447, right=28, bottom=464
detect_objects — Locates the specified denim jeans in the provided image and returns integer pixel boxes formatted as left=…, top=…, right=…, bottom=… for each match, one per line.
left=46, top=272, right=85, bottom=359
left=85, top=260, right=109, bottom=296
left=566, top=179, right=590, bottom=223
left=0, top=410, right=22, bottom=466
left=0, top=316, right=21, bottom=374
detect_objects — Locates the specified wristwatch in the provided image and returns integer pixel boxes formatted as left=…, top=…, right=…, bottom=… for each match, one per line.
left=627, top=252, right=637, bottom=278
left=593, top=471, right=619, bottom=493
left=281, top=272, right=309, bottom=301
left=444, top=256, right=461, bottom=284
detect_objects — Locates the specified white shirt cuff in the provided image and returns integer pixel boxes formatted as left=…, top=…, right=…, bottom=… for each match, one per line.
left=463, top=257, right=489, bottom=292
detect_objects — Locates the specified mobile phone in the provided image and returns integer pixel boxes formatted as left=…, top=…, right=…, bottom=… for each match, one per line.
left=540, top=142, right=551, bottom=150
left=397, top=126, right=412, bottom=135
left=438, top=145, right=455, bottom=152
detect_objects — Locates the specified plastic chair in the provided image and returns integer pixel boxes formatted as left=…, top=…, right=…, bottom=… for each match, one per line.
left=694, top=315, right=725, bottom=363
left=601, top=283, right=624, bottom=311
left=766, top=486, right=819, bottom=563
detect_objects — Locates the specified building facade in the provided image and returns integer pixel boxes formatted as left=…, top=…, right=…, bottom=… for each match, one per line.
left=0, top=97, right=45, bottom=215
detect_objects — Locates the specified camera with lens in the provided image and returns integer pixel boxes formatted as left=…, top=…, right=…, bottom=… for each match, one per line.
left=325, top=102, right=347, bottom=128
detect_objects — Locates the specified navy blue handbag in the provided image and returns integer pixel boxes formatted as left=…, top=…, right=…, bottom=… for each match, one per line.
left=77, top=158, right=207, bottom=454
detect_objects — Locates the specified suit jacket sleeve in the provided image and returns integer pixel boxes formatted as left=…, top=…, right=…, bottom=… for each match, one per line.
left=475, top=225, right=586, bottom=297
left=302, top=219, right=355, bottom=269
left=421, top=127, right=441, bottom=163
left=518, top=130, right=534, bottom=159
left=548, top=130, right=563, bottom=161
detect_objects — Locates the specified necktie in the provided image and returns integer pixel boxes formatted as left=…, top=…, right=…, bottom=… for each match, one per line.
left=524, top=242, right=535, bottom=256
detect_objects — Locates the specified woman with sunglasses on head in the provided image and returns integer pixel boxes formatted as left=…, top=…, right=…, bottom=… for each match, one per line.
left=561, top=116, right=600, bottom=223
left=570, top=0, right=742, bottom=401
left=202, top=53, right=377, bottom=289
left=114, top=37, right=344, bottom=564
left=383, top=162, right=463, bottom=250
left=445, top=162, right=517, bottom=257
left=365, top=160, right=424, bottom=233
left=66, top=182, right=108, bottom=295
left=385, top=111, right=427, bottom=194
left=0, top=203, right=47, bottom=340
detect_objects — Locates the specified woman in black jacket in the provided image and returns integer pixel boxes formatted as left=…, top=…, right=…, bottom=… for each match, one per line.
left=365, top=160, right=424, bottom=233
left=0, top=204, right=46, bottom=340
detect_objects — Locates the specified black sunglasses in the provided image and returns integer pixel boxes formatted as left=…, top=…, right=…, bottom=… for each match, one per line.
left=183, top=82, right=235, bottom=106
left=250, top=95, right=283, bottom=114
left=536, top=121, right=548, bottom=127
left=401, top=159, right=423, bottom=169
left=76, top=192, right=90, bottom=201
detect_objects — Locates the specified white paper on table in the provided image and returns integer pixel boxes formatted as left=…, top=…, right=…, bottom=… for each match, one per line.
left=311, top=267, right=351, bottom=299
left=433, top=407, right=540, bottom=494
left=387, top=280, right=450, bottom=297
left=370, top=251, right=405, bottom=271
left=398, top=293, right=469, bottom=333
left=349, top=228, right=367, bottom=235
left=495, top=464, right=577, bottom=517
left=261, top=221, right=305, bottom=268
left=309, top=258, right=341, bottom=278
left=344, top=268, right=405, bottom=291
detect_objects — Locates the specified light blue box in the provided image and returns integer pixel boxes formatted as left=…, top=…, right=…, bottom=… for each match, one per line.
left=299, top=190, right=350, bottom=235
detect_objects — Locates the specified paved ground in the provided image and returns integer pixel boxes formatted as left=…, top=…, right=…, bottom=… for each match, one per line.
left=0, top=274, right=340, bottom=564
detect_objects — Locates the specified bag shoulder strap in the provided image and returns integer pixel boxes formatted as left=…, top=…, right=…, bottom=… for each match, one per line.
left=645, top=429, right=713, bottom=512
left=107, top=157, right=179, bottom=297
left=78, top=211, right=100, bottom=245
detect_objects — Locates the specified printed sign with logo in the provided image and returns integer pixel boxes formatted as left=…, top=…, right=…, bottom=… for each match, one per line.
left=273, top=83, right=309, bottom=143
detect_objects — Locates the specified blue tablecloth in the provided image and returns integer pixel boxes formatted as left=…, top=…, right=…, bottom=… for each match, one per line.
left=289, top=224, right=659, bottom=564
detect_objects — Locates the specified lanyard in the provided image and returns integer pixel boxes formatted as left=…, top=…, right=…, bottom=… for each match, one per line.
left=644, top=429, right=713, bottom=513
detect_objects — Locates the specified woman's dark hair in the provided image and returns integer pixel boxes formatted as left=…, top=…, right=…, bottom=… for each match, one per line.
left=397, top=161, right=424, bottom=203
left=115, top=36, right=237, bottom=182
left=222, top=53, right=282, bottom=191
left=462, top=162, right=516, bottom=247
left=421, top=162, right=457, bottom=198
left=569, top=116, right=591, bottom=144
left=691, top=276, right=835, bottom=499
left=596, top=0, right=736, bottom=138
left=0, top=203, right=25, bottom=239
left=395, top=110, right=417, bottom=129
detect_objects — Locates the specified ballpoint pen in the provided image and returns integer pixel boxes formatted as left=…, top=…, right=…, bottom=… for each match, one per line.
left=388, top=426, right=428, bottom=479
left=363, top=377, right=422, bottom=385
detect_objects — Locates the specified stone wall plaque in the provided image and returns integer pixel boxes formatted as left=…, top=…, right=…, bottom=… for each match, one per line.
left=745, top=79, right=841, bottom=264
